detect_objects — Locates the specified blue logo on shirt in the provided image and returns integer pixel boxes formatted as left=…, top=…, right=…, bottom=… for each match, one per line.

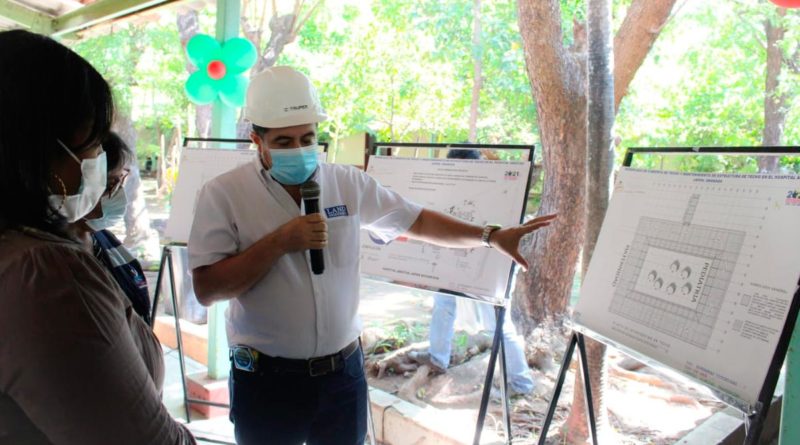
left=324, top=205, right=349, bottom=218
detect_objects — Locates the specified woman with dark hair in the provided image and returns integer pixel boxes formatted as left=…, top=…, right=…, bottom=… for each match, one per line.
left=0, top=30, right=194, bottom=444
left=68, top=131, right=152, bottom=325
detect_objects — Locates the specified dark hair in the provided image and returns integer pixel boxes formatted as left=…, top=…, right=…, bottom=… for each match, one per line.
left=102, top=132, right=134, bottom=172
left=0, top=30, right=114, bottom=233
left=447, top=148, right=481, bottom=160
left=252, top=124, right=270, bottom=137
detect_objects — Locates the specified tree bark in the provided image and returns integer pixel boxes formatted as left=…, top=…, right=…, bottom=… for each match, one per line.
left=114, top=115, right=159, bottom=265
left=513, top=0, right=587, bottom=337
left=468, top=0, right=483, bottom=143
left=760, top=9, right=787, bottom=173
left=564, top=0, right=614, bottom=441
left=613, top=0, right=679, bottom=112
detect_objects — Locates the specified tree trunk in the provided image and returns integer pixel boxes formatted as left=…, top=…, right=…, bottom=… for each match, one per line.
left=513, top=0, right=587, bottom=337
left=515, top=1, right=677, bottom=440
left=513, top=0, right=678, bottom=329
left=613, top=0, right=679, bottom=112
left=760, top=9, right=787, bottom=173
left=564, top=0, right=614, bottom=441
left=177, top=9, right=212, bottom=139
left=113, top=115, right=160, bottom=265
left=468, top=0, right=483, bottom=143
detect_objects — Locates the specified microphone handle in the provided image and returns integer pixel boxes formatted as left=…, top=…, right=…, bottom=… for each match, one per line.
left=310, top=249, right=324, bottom=275
left=304, top=198, right=324, bottom=275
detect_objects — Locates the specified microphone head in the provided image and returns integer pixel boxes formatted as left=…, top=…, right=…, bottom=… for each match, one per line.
left=300, top=180, right=320, bottom=199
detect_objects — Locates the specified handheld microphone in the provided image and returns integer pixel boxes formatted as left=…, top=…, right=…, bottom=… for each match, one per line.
left=300, top=180, right=324, bottom=275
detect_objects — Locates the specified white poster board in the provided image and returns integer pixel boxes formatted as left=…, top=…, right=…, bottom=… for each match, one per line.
left=359, top=156, right=531, bottom=304
left=164, top=148, right=256, bottom=244
left=574, top=168, right=800, bottom=409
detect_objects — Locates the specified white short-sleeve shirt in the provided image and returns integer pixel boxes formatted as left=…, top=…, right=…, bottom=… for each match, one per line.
left=188, top=156, right=422, bottom=359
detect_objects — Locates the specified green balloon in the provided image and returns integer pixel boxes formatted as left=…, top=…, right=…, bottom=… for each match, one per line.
left=185, top=71, right=218, bottom=105
left=218, top=74, right=248, bottom=107
left=187, top=34, right=221, bottom=68
left=221, top=38, right=257, bottom=75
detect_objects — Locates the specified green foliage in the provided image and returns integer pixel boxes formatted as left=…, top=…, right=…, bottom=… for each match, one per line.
left=67, top=0, right=799, bottom=174
left=277, top=0, right=535, bottom=146
left=372, top=321, right=427, bottom=354
left=453, top=331, right=469, bottom=355
left=616, top=1, right=800, bottom=171
left=72, top=23, right=190, bottom=158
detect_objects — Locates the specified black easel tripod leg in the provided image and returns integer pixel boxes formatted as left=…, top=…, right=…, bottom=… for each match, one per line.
left=496, top=306, right=512, bottom=443
left=576, top=334, right=599, bottom=445
left=537, top=333, right=578, bottom=445
left=474, top=307, right=505, bottom=445
left=167, top=247, right=192, bottom=422
left=743, top=402, right=765, bottom=445
left=150, top=246, right=168, bottom=327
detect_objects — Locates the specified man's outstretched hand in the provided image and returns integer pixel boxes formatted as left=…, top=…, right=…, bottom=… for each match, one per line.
left=490, top=214, right=557, bottom=271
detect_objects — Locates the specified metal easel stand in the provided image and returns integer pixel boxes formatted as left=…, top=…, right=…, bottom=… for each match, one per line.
left=537, top=332, right=598, bottom=445
left=151, top=245, right=231, bottom=423
left=473, top=304, right=513, bottom=445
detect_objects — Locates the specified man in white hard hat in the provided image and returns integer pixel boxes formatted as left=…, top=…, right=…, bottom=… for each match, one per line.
left=188, top=66, right=556, bottom=445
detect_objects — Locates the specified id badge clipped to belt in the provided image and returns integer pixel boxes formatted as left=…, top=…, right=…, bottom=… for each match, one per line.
left=231, top=346, right=259, bottom=373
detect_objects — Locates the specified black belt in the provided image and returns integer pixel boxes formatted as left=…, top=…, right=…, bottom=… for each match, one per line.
left=230, top=339, right=360, bottom=377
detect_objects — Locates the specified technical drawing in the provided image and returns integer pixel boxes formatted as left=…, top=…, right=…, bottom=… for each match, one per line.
left=609, top=194, right=746, bottom=349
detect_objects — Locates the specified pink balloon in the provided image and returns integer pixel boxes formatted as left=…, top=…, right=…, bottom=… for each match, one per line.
left=769, top=0, right=800, bottom=8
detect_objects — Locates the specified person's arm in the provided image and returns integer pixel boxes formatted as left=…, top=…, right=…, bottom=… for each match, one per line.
left=0, top=245, right=195, bottom=445
left=405, top=209, right=556, bottom=270
left=192, top=213, right=327, bottom=305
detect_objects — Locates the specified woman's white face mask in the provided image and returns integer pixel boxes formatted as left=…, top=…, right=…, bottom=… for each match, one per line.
left=49, top=139, right=107, bottom=223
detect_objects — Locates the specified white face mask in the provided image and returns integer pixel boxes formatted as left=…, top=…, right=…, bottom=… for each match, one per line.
left=49, top=139, right=107, bottom=223
left=85, top=186, right=128, bottom=231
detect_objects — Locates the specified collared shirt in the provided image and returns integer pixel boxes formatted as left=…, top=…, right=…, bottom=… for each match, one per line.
left=188, top=156, right=422, bottom=359
left=0, top=228, right=194, bottom=445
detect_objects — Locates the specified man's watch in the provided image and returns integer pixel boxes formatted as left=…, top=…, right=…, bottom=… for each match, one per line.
left=481, top=224, right=502, bottom=248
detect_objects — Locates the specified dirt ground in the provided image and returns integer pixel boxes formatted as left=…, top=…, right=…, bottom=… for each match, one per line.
left=353, top=279, right=726, bottom=444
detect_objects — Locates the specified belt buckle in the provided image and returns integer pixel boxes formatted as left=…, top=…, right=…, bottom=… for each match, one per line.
left=232, top=346, right=258, bottom=373
left=308, top=355, right=336, bottom=377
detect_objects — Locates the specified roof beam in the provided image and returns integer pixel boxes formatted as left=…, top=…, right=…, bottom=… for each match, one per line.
left=50, top=0, right=176, bottom=36
left=0, top=1, right=54, bottom=33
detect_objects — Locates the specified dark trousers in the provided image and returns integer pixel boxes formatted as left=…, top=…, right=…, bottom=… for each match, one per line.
left=229, top=347, right=367, bottom=445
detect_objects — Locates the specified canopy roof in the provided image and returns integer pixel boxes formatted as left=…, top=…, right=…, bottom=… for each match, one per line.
left=0, top=0, right=178, bottom=37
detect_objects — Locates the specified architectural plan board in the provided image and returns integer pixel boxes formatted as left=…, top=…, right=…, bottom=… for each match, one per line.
left=164, top=148, right=256, bottom=244
left=574, top=168, right=800, bottom=409
left=360, top=156, right=531, bottom=304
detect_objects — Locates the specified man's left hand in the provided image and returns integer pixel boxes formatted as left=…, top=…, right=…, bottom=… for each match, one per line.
left=490, top=213, right=557, bottom=271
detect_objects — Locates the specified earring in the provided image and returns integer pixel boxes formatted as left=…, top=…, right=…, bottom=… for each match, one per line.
left=53, top=173, right=67, bottom=211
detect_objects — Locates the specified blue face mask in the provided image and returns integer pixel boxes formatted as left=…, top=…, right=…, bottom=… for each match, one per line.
left=85, top=187, right=128, bottom=231
left=269, top=144, right=319, bottom=185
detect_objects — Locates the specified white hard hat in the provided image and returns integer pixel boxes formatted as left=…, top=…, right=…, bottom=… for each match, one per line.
left=245, top=66, right=328, bottom=128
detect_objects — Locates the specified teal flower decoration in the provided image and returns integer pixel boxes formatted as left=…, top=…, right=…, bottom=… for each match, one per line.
left=184, top=34, right=257, bottom=107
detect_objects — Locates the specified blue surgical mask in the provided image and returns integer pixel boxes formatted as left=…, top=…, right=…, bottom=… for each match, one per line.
left=269, top=144, right=319, bottom=185
left=85, top=187, right=128, bottom=231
